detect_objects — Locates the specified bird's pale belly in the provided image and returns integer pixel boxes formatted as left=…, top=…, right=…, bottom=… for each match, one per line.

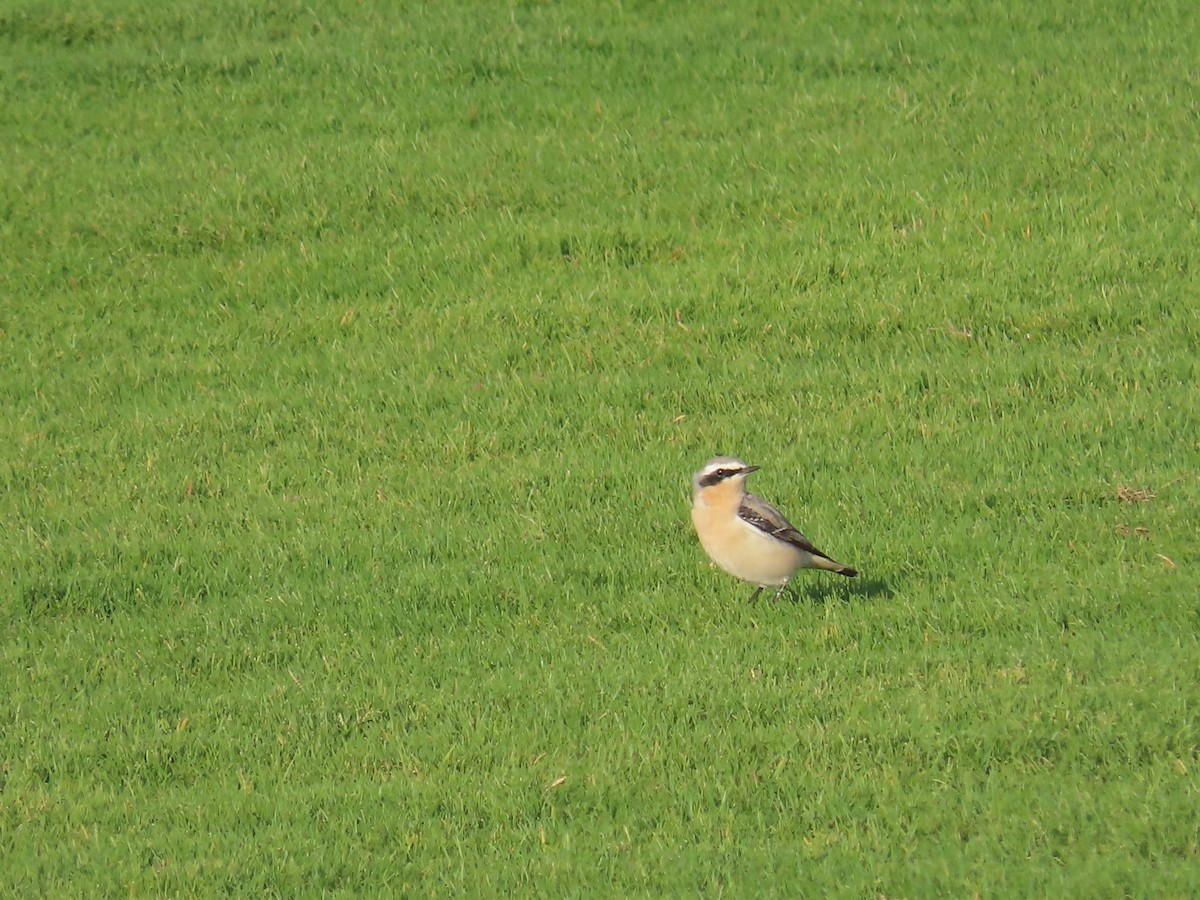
left=692, top=506, right=803, bottom=587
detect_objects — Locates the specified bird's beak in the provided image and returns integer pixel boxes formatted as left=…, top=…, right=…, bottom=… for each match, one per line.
left=740, top=465, right=760, bottom=475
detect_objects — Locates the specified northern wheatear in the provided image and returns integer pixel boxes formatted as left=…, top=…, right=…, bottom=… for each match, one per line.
left=691, top=456, right=857, bottom=601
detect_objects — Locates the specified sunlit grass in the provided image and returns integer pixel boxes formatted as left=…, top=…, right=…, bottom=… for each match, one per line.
left=2, top=0, right=1197, bottom=895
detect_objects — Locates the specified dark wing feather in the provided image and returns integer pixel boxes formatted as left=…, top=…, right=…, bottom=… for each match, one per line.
left=738, top=493, right=831, bottom=559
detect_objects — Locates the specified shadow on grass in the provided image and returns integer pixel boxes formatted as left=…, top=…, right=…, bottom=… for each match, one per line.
left=781, top=575, right=893, bottom=605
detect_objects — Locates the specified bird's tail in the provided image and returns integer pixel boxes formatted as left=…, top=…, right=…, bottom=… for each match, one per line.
left=812, top=556, right=858, bottom=578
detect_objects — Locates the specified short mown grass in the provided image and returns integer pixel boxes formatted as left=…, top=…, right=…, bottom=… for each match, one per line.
left=2, top=0, right=1197, bottom=895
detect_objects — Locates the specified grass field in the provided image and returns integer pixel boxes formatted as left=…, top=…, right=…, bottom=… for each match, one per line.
left=2, top=0, right=1198, bottom=895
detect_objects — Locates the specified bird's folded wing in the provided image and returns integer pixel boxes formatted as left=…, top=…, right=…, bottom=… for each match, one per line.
left=738, top=494, right=829, bottom=559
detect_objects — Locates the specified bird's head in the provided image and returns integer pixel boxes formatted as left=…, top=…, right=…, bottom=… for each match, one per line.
left=692, top=456, right=760, bottom=495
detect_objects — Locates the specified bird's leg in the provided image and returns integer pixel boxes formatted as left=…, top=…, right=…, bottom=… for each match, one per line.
left=771, top=581, right=790, bottom=603
left=748, top=586, right=763, bottom=603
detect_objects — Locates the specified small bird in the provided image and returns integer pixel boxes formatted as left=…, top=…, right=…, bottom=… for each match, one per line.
left=690, top=456, right=857, bottom=601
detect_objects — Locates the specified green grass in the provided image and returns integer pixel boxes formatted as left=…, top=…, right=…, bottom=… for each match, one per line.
left=2, top=0, right=1198, bottom=895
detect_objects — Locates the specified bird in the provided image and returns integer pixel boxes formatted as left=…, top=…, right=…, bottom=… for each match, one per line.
left=690, top=456, right=857, bottom=601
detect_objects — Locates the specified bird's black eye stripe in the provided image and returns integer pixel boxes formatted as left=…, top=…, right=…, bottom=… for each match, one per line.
left=699, top=468, right=735, bottom=488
